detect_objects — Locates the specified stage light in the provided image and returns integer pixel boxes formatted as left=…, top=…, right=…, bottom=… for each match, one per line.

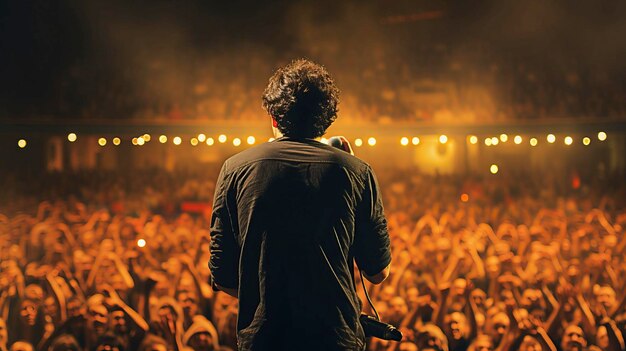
left=173, top=136, right=182, bottom=145
left=190, top=137, right=199, bottom=146
left=321, top=137, right=328, bottom=144
left=439, top=135, right=448, bottom=144
left=491, top=137, right=499, bottom=145
left=137, top=239, right=146, bottom=248
left=400, top=137, right=409, bottom=146
left=18, top=139, right=26, bottom=148
left=500, top=134, right=508, bottom=142
left=67, top=133, right=77, bottom=142
left=206, top=138, right=215, bottom=146
left=198, top=134, right=206, bottom=142
left=530, top=138, right=538, bottom=146
left=132, top=138, right=138, bottom=145
left=368, top=137, right=376, bottom=146
left=490, top=164, right=499, bottom=174
left=514, top=135, right=522, bottom=144
left=461, top=193, right=469, bottom=202
left=598, top=131, right=607, bottom=141
left=143, top=134, right=151, bottom=142
left=137, top=137, right=145, bottom=146
left=159, top=135, right=167, bottom=143
left=98, top=138, right=107, bottom=146
left=484, top=138, right=492, bottom=146
left=564, top=136, right=573, bottom=145
left=113, top=137, right=121, bottom=146
left=247, top=136, right=256, bottom=145
left=233, top=138, right=241, bottom=146
left=582, top=137, right=591, bottom=146
left=268, top=137, right=275, bottom=142
left=354, top=138, right=363, bottom=147
left=547, top=134, right=556, bottom=143
left=412, top=137, right=420, bottom=145
left=218, top=134, right=227, bottom=143
left=469, top=135, right=478, bottom=144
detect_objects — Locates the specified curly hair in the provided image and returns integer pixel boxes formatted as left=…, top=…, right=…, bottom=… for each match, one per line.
left=262, top=59, right=340, bottom=138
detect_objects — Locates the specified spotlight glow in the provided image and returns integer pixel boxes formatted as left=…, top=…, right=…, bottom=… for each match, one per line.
left=485, top=138, right=492, bottom=146
left=490, top=164, right=499, bottom=174
left=206, top=138, right=215, bottom=146
left=113, top=137, right=121, bottom=146
left=491, top=137, right=499, bottom=145
left=137, top=239, right=146, bottom=248
left=530, top=138, right=538, bottom=146
left=268, top=137, right=275, bottom=142
left=469, top=135, right=478, bottom=144
left=400, top=137, right=409, bottom=146
left=439, top=135, right=448, bottom=144
left=198, top=134, right=206, bottom=142
left=132, top=138, right=138, bottom=145
left=159, top=135, right=167, bottom=143
left=412, top=137, right=420, bottom=145
left=67, top=133, right=77, bottom=142
left=137, top=137, right=145, bottom=146
left=173, top=136, right=182, bottom=145
left=547, top=134, right=556, bottom=143
left=190, top=137, right=199, bottom=146
left=233, top=138, right=241, bottom=146
left=320, top=137, right=328, bottom=144
left=98, top=138, right=107, bottom=146
left=514, top=135, right=522, bottom=144
left=17, top=139, right=27, bottom=148
left=582, top=137, right=591, bottom=146
left=354, top=138, right=363, bottom=147
left=368, top=137, right=376, bottom=146
left=564, top=136, right=573, bottom=145
left=461, top=194, right=469, bottom=202
left=143, top=134, right=151, bottom=142
left=500, top=134, right=508, bottom=142
left=247, top=136, right=256, bottom=145
left=218, top=134, right=227, bottom=143
left=598, top=131, right=607, bottom=141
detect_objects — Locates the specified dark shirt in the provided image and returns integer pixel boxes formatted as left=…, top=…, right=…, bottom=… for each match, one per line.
left=209, top=137, right=391, bottom=351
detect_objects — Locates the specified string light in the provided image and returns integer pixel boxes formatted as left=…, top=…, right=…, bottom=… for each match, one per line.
left=190, top=138, right=199, bottom=146
left=485, top=138, right=492, bottom=146
left=159, top=135, right=168, bottom=143
left=98, top=138, right=107, bottom=146
left=143, top=134, right=151, bottom=142
left=17, top=139, right=27, bottom=148
left=530, top=138, right=538, bottom=146
left=354, top=138, right=363, bottom=147
left=247, top=136, right=256, bottom=145
left=206, top=138, right=215, bottom=146
left=112, top=137, right=121, bottom=146
left=132, top=138, right=138, bottom=145
left=439, top=135, right=448, bottom=144
left=564, top=136, right=573, bottom=145
left=547, top=134, right=556, bottom=143
left=490, top=164, right=499, bottom=174
left=514, top=135, right=522, bottom=144
left=491, top=137, right=499, bottom=145
left=500, top=134, right=508, bottom=142
left=198, top=134, right=206, bottom=142
left=137, top=137, right=145, bottom=146
left=400, top=137, right=409, bottom=146
left=582, top=137, right=591, bottom=146
left=218, top=134, right=227, bottom=143
left=368, top=137, right=376, bottom=146
left=173, top=136, right=182, bottom=145
left=233, top=138, right=241, bottom=146
left=412, top=137, right=420, bottom=145
left=137, top=239, right=146, bottom=248
left=598, top=131, right=607, bottom=141
left=67, top=133, right=77, bottom=142
left=469, top=135, right=478, bottom=144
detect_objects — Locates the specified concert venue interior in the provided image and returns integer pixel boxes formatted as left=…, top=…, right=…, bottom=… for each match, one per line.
left=1, top=1, right=625, bottom=350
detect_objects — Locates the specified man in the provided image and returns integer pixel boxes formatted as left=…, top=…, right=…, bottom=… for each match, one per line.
left=209, top=59, right=391, bottom=351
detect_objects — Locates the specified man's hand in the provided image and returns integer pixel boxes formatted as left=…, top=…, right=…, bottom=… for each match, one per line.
left=363, top=264, right=390, bottom=285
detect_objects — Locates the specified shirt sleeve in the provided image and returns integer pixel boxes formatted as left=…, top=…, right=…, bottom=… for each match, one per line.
left=209, top=163, right=240, bottom=290
left=353, top=166, right=391, bottom=276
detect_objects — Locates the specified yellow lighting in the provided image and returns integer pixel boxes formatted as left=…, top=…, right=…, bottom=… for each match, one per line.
left=485, top=138, right=492, bottom=146
left=268, top=137, right=275, bottom=142
left=67, top=133, right=77, bottom=142
left=500, top=134, right=508, bottom=142
left=190, top=137, right=199, bottom=146
left=132, top=138, right=138, bottom=145
left=412, top=137, right=420, bottom=145
left=143, top=134, right=151, bottom=142
left=98, top=138, right=107, bottom=146
left=400, top=137, right=409, bottom=146
left=564, top=136, right=573, bottom=145
left=582, top=137, right=591, bottom=146
left=514, top=135, right=522, bottom=144
left=159, top=135, right=167, bottom=143
left=461, top=193, right=469, bottom=202
left=368, top=137, right=376, bottom=146
left=233, top=138, right=241, bottom=146
left=490, top=164, right=499, bottom=174
left=137, top=137, right=145, bottom=146
left=598, top=131, right=607, bottom=141
left=198, top=134, right=206, bottom=142
left=439, top=135, right=448, bottom=144
left=218, top=134, right=227, bottom=143
left=547, top=134, right=556, bottom=143
left=17, top=139, right=27, bottom=148
left=491, top=137, right=499, bottom=145
left=113, top=137, right=121, bottom=146
left=137, top=239, right=146, bottom=248
left=247, top=136, right=256, bottom=145
left=320, top=137, right=328, bottom=144
left=354, top=138, right=363, bottom=147
left=173, top=136, right=182, bottom=145
left=469, top=135, right=478, bottom=144
left=206, top=138, right=215, bottom=146
left=530, top=138, right=538, bottom=146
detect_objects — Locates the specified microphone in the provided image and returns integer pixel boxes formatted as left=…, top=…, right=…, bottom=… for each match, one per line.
left=327, top=136, right=354, bottom=155
left=360, top=315, right=403, bottom=341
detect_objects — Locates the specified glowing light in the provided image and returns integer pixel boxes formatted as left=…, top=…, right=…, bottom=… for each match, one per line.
left=137, top=239, right=146, bottom=248
left=514, top=135, right=522, bottom=144
left=159, top=135, right=168, bottom=143
left=368, top=137, right=376, bottom=146
left=132, top=138, right=138, bottom=145
left=173, top=136, right=182, bottom=145
left=67, top=133, right=77, bottom=142
left=206, top=138, right=215, bottom=146
left=197, top=134, right=206, bottom=142
left=564, top=136, right=573, bottom=145
left=469, top=135, right=478, bottom=144
left=143, top=134, right=151, bottom=142
left=598, top=131, right=607, bottom=141
left=412, top=137, right=420, bottom=145
left=400, top=137, right=409, bottom=146
left=320, top=137, right=328, bottom=144
left=354, top=138, right=363, bottom=147
left=113, top=137, right=121, bottom=146
left=190, top=137, right=199, bottom=146
left=460, top=193, right=469, bottom=202
left=500, top=134, right=508, bottom=142
left=491, top=137, right=499, bottom=145
left=137, top=137, right=145, bottom=146
left=233, top=138, right=241, bottom=146
left=547, top=134, right=556, bottom=143
left=268, top=138, right=275, bottom=142
left=490, top=164, right=499, bottom=174
left=530, top=138, right=538, bottom=146
left=484, top=138, right=492, bottom=146
left=17, top=139, right=26, bottom=148
left=439, top=135, right=448, bottom=144
left=582, top=137, right=591, bottom=146
left=98, top=138, right=107, bottom=146
left=247, top=136, right=256, bottom=145
left=218, top=134, right=227, bottom=143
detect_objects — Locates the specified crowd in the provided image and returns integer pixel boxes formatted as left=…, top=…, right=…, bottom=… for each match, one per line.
left=1, top=165, right=626, bottom=351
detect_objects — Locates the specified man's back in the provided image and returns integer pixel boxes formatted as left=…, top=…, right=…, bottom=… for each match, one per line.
left=210, top=137, right=391, bottom=351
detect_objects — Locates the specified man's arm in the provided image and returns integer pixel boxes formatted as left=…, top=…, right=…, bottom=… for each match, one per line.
left=363, top=264, right=391, bottom=285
